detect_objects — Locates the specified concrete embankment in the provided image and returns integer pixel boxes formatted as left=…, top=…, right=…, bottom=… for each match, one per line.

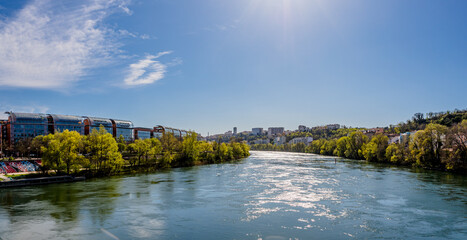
left=0, top=175, right=85, bottom=188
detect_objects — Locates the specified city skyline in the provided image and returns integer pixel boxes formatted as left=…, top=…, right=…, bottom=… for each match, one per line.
left=0, top=0, right=466, bottom=135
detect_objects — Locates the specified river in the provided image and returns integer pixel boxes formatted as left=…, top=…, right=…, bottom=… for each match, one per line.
left=1, top=151, right=466, bottom=239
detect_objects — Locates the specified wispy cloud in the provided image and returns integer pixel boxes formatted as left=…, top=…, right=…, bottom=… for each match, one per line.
left=123, top=52, right=172, bottom=86
left=0, top=103, right=50, bottom=119
left=203, top=19, right=241, bottom=32
left=0, top=0, right=131, bottom=89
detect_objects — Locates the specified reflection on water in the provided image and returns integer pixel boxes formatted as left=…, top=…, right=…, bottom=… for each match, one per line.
left=1, top=151, right=466, bottom=239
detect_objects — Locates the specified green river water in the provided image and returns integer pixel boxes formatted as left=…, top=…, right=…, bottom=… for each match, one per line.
left=1, top=151, right=466, bottom=239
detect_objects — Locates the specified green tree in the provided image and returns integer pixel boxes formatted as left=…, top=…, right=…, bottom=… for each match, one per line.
left=320, top=139, right=336, bottom=155
left=180, top=132, right=200, bottom=166
left=444, top=120, right=467, bottom=171
left=84, top=126, right=124, bottom=174
left=148, top=138, right=163, bottom=166
left=410, top=123, right=448, bottom=168
left=334, top=136, right=349, bottom=157
left=160, top=132, right=180, bottom=167
left=39, top=130, right=84, bottom=175
left=385, top=143, right=407, bottom=164
left=361, top=134, right=389, bottom=162
left=345, top=131, right=368, bottom=160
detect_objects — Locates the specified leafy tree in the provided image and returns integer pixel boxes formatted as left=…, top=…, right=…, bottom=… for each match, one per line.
left=334, top=136, right=349, bottom=157
left=385, top=143, right=407, bottom=164
left=199, top=141, right=215, bottom=163
left=148, top=138, right=163, bottom=166
left=444, top=120, right=467, bottom=171
left=345, top=131, right=368, bottom=160
left=117, top=135, right=127, bottom=153
left=159, top=132, right=180, bottom=167
left=39, top=130, right=84, bottom=174
left=361, top=134, right=389, bottom=162
left=410, top=123, right=448, bottom=168
left=84, top=126, right=124, bottom=174
left=180, top=132, right=200, bottom=166
left=132, top=139, right=151, bottom=166
left=320, top=139, right=336, bottom=155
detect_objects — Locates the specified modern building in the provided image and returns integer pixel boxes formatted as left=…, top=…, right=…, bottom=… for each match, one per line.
left=233, top=127, right=237, bottom=135
left=50, top=114, right=85, bottom=135
left=134, top=127, right=153, bottom=140
left=289, top=137, right=313, bottom=145
left=2, top=112, right=136, bottom=146
left=268, top=127, right=284, bottom=138
left=298, top=125, right=307, bottom=132
left=3, top=112, right=49, bottom=145
left=252, top=128, right=263, bottom=136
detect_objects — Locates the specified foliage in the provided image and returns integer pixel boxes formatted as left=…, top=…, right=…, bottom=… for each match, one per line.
left=409, top=124, right=447, bottom=168
left=361, top=134, right=389, bottom=162
left=84, top=126, right=124, bottom=174
left=40, top=130, right=85, bottom=174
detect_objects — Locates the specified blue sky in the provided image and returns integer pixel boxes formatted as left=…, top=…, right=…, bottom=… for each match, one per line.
left=0, top=0, right=466, bottom=135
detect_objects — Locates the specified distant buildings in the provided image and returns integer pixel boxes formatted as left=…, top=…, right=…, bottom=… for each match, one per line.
left=233, top=127, right=237, bottom=135
left=289, top=137, right=313, bottom=145
left=298, top=125, right=308, bottom=132
left=273, top=136, right=287, bottom=145
left=0, top=112, right=190, bottom=147
left=253, top=139, right=270, bottom=145
left=326, top=124, right=340, bottom=130
left=252, top=128, right=263, bottom=136
left=268, top=127, right=284, bottom=138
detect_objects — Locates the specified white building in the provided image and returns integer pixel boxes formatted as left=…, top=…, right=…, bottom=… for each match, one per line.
left=274, top=136, right=287, bottom=145
left=268, top=127, right=284, bottom=138
left=289, top=137, right=313, bottom=145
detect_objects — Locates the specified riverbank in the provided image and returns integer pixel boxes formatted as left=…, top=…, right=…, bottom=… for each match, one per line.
left=250, top=147, right=467, bottom=175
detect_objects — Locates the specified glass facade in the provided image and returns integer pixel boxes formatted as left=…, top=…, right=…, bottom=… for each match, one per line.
left=10, top=113, right=48, bottom=143
left=4, top=112, right=189, bottom=145
left=137, top=131, right=151, bottom=140
left=153, top=132, right=163, bottom=139
left=114, top=120, right=134, bottom=141
left=87, top=117, right=113, bottom=135
left=51, top=114, right=85, bottom=134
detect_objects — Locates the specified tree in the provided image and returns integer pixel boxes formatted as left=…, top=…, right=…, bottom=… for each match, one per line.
left=410, top=123, right=447, bottom=168
left=385, top=143, right=407, bottom=164
left=148, top=138, right=162, bottom=166
left=132, top=139, right=151, bottom=166
left=334, top=136, right=349, bottom=157
left=345, top=131, right=368, bottom=160
left=84, top=126, right=124, bottom=174
left=444, top=120, right=467, bottom=171
left=159, top=132, right=180, bottom=167
left=39, top=130, right=84, bottom=175
left=58, top=130, right=84, bottom=174
left=180, top=132, right=200, bottom=166
left=320, top=139, right=336, bottom=155
left=361, top=134, right=389, bottom=162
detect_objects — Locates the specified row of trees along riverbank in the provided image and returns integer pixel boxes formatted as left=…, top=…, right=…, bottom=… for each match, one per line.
left=251, top=120, right=467, bottom=174
left=30, top=126, right=250, bottom=176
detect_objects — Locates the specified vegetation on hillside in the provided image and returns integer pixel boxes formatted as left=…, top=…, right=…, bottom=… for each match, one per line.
left=252, top=120, right=467, bottom=173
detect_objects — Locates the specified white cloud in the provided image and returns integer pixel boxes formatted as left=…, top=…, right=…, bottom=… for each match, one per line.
left=0, top=103, right=50, bottom=119
left=0, top=0, right=131, bottom=89
left=123, top=52, right=172, bottom=86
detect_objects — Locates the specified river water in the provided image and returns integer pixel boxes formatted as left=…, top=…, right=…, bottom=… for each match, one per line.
left=0, top=151, right=466, bottom=239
